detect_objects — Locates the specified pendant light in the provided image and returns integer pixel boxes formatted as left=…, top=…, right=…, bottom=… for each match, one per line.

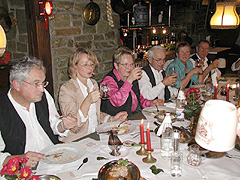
left=210, top=2, right=239, bottom=29
left=0, top=25, right=6, bottom=57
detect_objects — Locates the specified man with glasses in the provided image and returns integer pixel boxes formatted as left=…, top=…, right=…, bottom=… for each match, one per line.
left=139, top=46, right=178, bottom=101
left=0, top=57, right=77, bottom=169
left=190, top=40, right=221, bottom=83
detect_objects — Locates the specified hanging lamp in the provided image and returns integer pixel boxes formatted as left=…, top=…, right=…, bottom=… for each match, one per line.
left=210, top=1, right=239, bottom=29
left=0, top=25, right=6, bottom=57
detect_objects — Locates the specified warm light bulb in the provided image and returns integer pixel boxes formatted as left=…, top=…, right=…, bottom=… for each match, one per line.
left=0, top=25, right=6, bottom=57
left=152, top=27, right=156, bottom=34
left=45, top=1, right=53, bottom=16
left=162, top=29, right=167, bottom=34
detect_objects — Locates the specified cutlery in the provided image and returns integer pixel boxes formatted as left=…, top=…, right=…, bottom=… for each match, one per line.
left=155, top=105, right=159, bottom=113
left=45, top=152, right=63, bottom=157
left=117, top=119, right=128, bottom=128
left=225, top=154, right=240, bottom=159
left=77, top=157, right=88, bottom=170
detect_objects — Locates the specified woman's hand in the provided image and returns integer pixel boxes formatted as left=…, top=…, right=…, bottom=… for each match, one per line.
left=86, top=89, right=100, bottom=104
left=127, top=67, right=142, bottom=83
left=22, top=151, right=45, bottom=168
left=113, top=111, right=128, bottom=122
left=151, top=99, right=164, bottom=106
left=61, top=114, right=77, bottom=130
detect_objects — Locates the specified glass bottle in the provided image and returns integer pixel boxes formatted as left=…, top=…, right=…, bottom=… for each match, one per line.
left=171, top=131, right=182, bottom=177
left=160, top=112, right=174, bottom=160
left=176, top=88, right=186, bottom=120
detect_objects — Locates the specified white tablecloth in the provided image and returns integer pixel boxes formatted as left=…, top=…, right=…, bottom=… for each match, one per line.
left=35, top=120, right=240, bottom=180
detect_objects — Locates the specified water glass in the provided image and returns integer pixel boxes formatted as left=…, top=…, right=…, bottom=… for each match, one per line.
left=169, top=67, right=178, bottom=86
left=171, top=151, right=182, bottom=177
left=187, top=144, right=204, bottom=166
left=100, top=84, right=111, bottom=100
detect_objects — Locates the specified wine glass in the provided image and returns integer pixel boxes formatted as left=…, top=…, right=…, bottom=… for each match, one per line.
left=169, top=67, right=178, bottom=86
left=195, top=59, right=201, bottom=67
left=100, top=84, right=111, bottom=100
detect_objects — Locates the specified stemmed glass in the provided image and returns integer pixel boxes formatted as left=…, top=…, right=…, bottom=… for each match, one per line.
left=100, top=84, right=111, bottom=100
left=169, top=67, right=178, bottom=87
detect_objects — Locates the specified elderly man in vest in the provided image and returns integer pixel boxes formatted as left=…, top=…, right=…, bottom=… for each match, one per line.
left=139, top=46, right=178, bottom=101
left=189, top=40, right=221, bottom=84
left=0, top=57, right=77, bottom=169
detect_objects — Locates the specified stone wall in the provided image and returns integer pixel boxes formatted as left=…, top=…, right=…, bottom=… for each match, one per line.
left=50, top=0, right=121, bottom=100
left=0, top=0, right=28, bottom=60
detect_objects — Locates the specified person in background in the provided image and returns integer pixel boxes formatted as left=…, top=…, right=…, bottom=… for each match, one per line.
left=0, top=57, right=77, bottom=169
left=139, top=46, right=178, bottom=101
left=59, top=48, right=127, bottom=142
left=166, top=42, right=203, bottom=89
left=189, top=40, right=220, bottom=83
left=101, top=46, right=164, bottom=116
left=231, top=58, right=240, bottom=71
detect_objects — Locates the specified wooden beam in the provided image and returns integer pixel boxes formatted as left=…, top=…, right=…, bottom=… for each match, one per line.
left=24, top=0, right=53, bottom=96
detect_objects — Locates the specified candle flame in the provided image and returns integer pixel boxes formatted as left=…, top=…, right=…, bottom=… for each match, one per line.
left=141, top=119, right=144, bottom=124
left=147, top=122, right=150, bottom=129
left=216, top=83, right=218, bottom=87
left=227, top=84, right=230, bottom=88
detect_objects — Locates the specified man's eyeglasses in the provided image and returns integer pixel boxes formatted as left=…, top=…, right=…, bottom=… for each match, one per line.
left=23, top=80, right=49, bottom=89
left=198, top=46, right=210, bottom=51
left=153, top=58, right=165, bottom=62
left=118, top=63, right=135, bottom=68
left=80, top=63, right=95, bottom=68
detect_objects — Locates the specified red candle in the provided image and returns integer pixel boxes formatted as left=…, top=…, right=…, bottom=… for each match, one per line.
left=226, top=84, right=230, bottom=102
left=214, top=84, right=218, bottom=99
left=140, top=119, right=145, bottom=144
left=146, top=123, right=151, bottom=151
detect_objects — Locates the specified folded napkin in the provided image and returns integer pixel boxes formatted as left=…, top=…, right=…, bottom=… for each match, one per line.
left=211, top=71, right=218, bottom=86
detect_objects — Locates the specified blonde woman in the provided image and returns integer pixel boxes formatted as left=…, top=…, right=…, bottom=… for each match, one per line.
left=59, top=48, right=127, bottom=142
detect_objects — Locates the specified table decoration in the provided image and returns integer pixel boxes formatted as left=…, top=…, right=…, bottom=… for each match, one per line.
left=214, top=84, right=218, bottom=99
left=226, top=84, right=230, bottom=101
left=137, top=119, right=147, bottom=155
left=0, top=157, right=40, bottom=180
left=184, top=88, right=203, bottom=135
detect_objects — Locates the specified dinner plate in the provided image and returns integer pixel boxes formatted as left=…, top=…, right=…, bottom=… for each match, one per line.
left=40, top=143, right=86, bottom=164
left=142, top=106, right=176, bottom=122
left=98, top=160, right=140, bottom=180
left=37, top=175, right=60, bottom=180
left=96, top=122, right=136, bottom=135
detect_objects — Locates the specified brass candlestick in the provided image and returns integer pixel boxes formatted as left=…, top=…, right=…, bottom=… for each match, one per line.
left=142, top=151, right=157, bottom=164
left=136, top=144, right=147, bottom=156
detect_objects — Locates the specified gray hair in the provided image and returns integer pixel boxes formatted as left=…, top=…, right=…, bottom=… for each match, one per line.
left=113, top=46, right=133, bottom=64
left=9, top=56, right=46, bottom=88
left=147, top=46, right=166, bottom=59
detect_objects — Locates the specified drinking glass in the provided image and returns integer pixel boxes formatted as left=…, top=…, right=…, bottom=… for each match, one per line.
left=100, top=84, right=111, bottom=100
left=195, top=59, right=201, bottom=67
left=169, top=67, right=178, bottom=86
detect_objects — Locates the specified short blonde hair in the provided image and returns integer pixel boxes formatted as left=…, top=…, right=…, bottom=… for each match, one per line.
left=68, top=48, right=98, bottom=79
left=113, top=46, right=133, bottom=64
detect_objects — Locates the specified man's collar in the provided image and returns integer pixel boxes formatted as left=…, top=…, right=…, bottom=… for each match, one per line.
left=149, top=64, right=163, bottom=73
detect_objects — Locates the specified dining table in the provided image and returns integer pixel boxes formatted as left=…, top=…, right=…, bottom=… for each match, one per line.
left=32, top=100, right=240, bottom=180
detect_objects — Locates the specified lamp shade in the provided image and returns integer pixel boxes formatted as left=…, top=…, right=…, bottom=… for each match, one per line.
left=195, top=100, right=238, bottom=152
left=210, top=2, right=239, bottom=29
left=0, top=25, right=6, bottom=57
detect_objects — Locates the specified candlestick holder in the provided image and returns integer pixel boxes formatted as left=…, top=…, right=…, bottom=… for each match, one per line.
left=142, top=151, right=157, bottom=164
left=136, top=144, right=147, bottom=156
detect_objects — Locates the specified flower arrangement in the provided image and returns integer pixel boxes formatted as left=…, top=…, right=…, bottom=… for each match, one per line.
left=1, top=157, right=40, bottom=180
left=184, top=88, right=203, bottom=119
left=0, top=51, right=11, bottom=66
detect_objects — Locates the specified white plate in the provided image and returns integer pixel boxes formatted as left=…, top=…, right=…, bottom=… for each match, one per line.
left=96, top=122, right=136, bottom=135
left=142, top=106, right=176, bottom=119
left=41, top=143, right=86, bottom=164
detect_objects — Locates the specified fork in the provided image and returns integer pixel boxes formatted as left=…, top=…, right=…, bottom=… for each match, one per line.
left=155, top=105, right=159, bottom=113
left=45, top=152, right=63, bottom=157
left=226, top=154, right=240, bottom=159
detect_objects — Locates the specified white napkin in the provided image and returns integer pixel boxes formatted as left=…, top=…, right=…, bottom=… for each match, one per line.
left=211, top=71, right=218, bottom=86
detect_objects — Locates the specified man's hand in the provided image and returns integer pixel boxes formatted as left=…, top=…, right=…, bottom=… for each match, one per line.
left=61, top=114, right=77, bottom=130
left=162, top=74, right=178, bottom=86
left=210, top=59, right=219, bottom=70
left=113, top=111, right=128, bottom=122
left=22, top=151, right=45, bottom=168
left=151, top=99, right=164, bottom=106
left=127, top=67, right=142, bottom=83
left=191, top=67, right=203, bottom=75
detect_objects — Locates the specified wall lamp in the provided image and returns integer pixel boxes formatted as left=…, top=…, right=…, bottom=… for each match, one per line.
left=0, top=25, right=6, bottom=57
left=39, top=1, right=53, bottom=30
left=210, top=1, right=239, bottom=29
